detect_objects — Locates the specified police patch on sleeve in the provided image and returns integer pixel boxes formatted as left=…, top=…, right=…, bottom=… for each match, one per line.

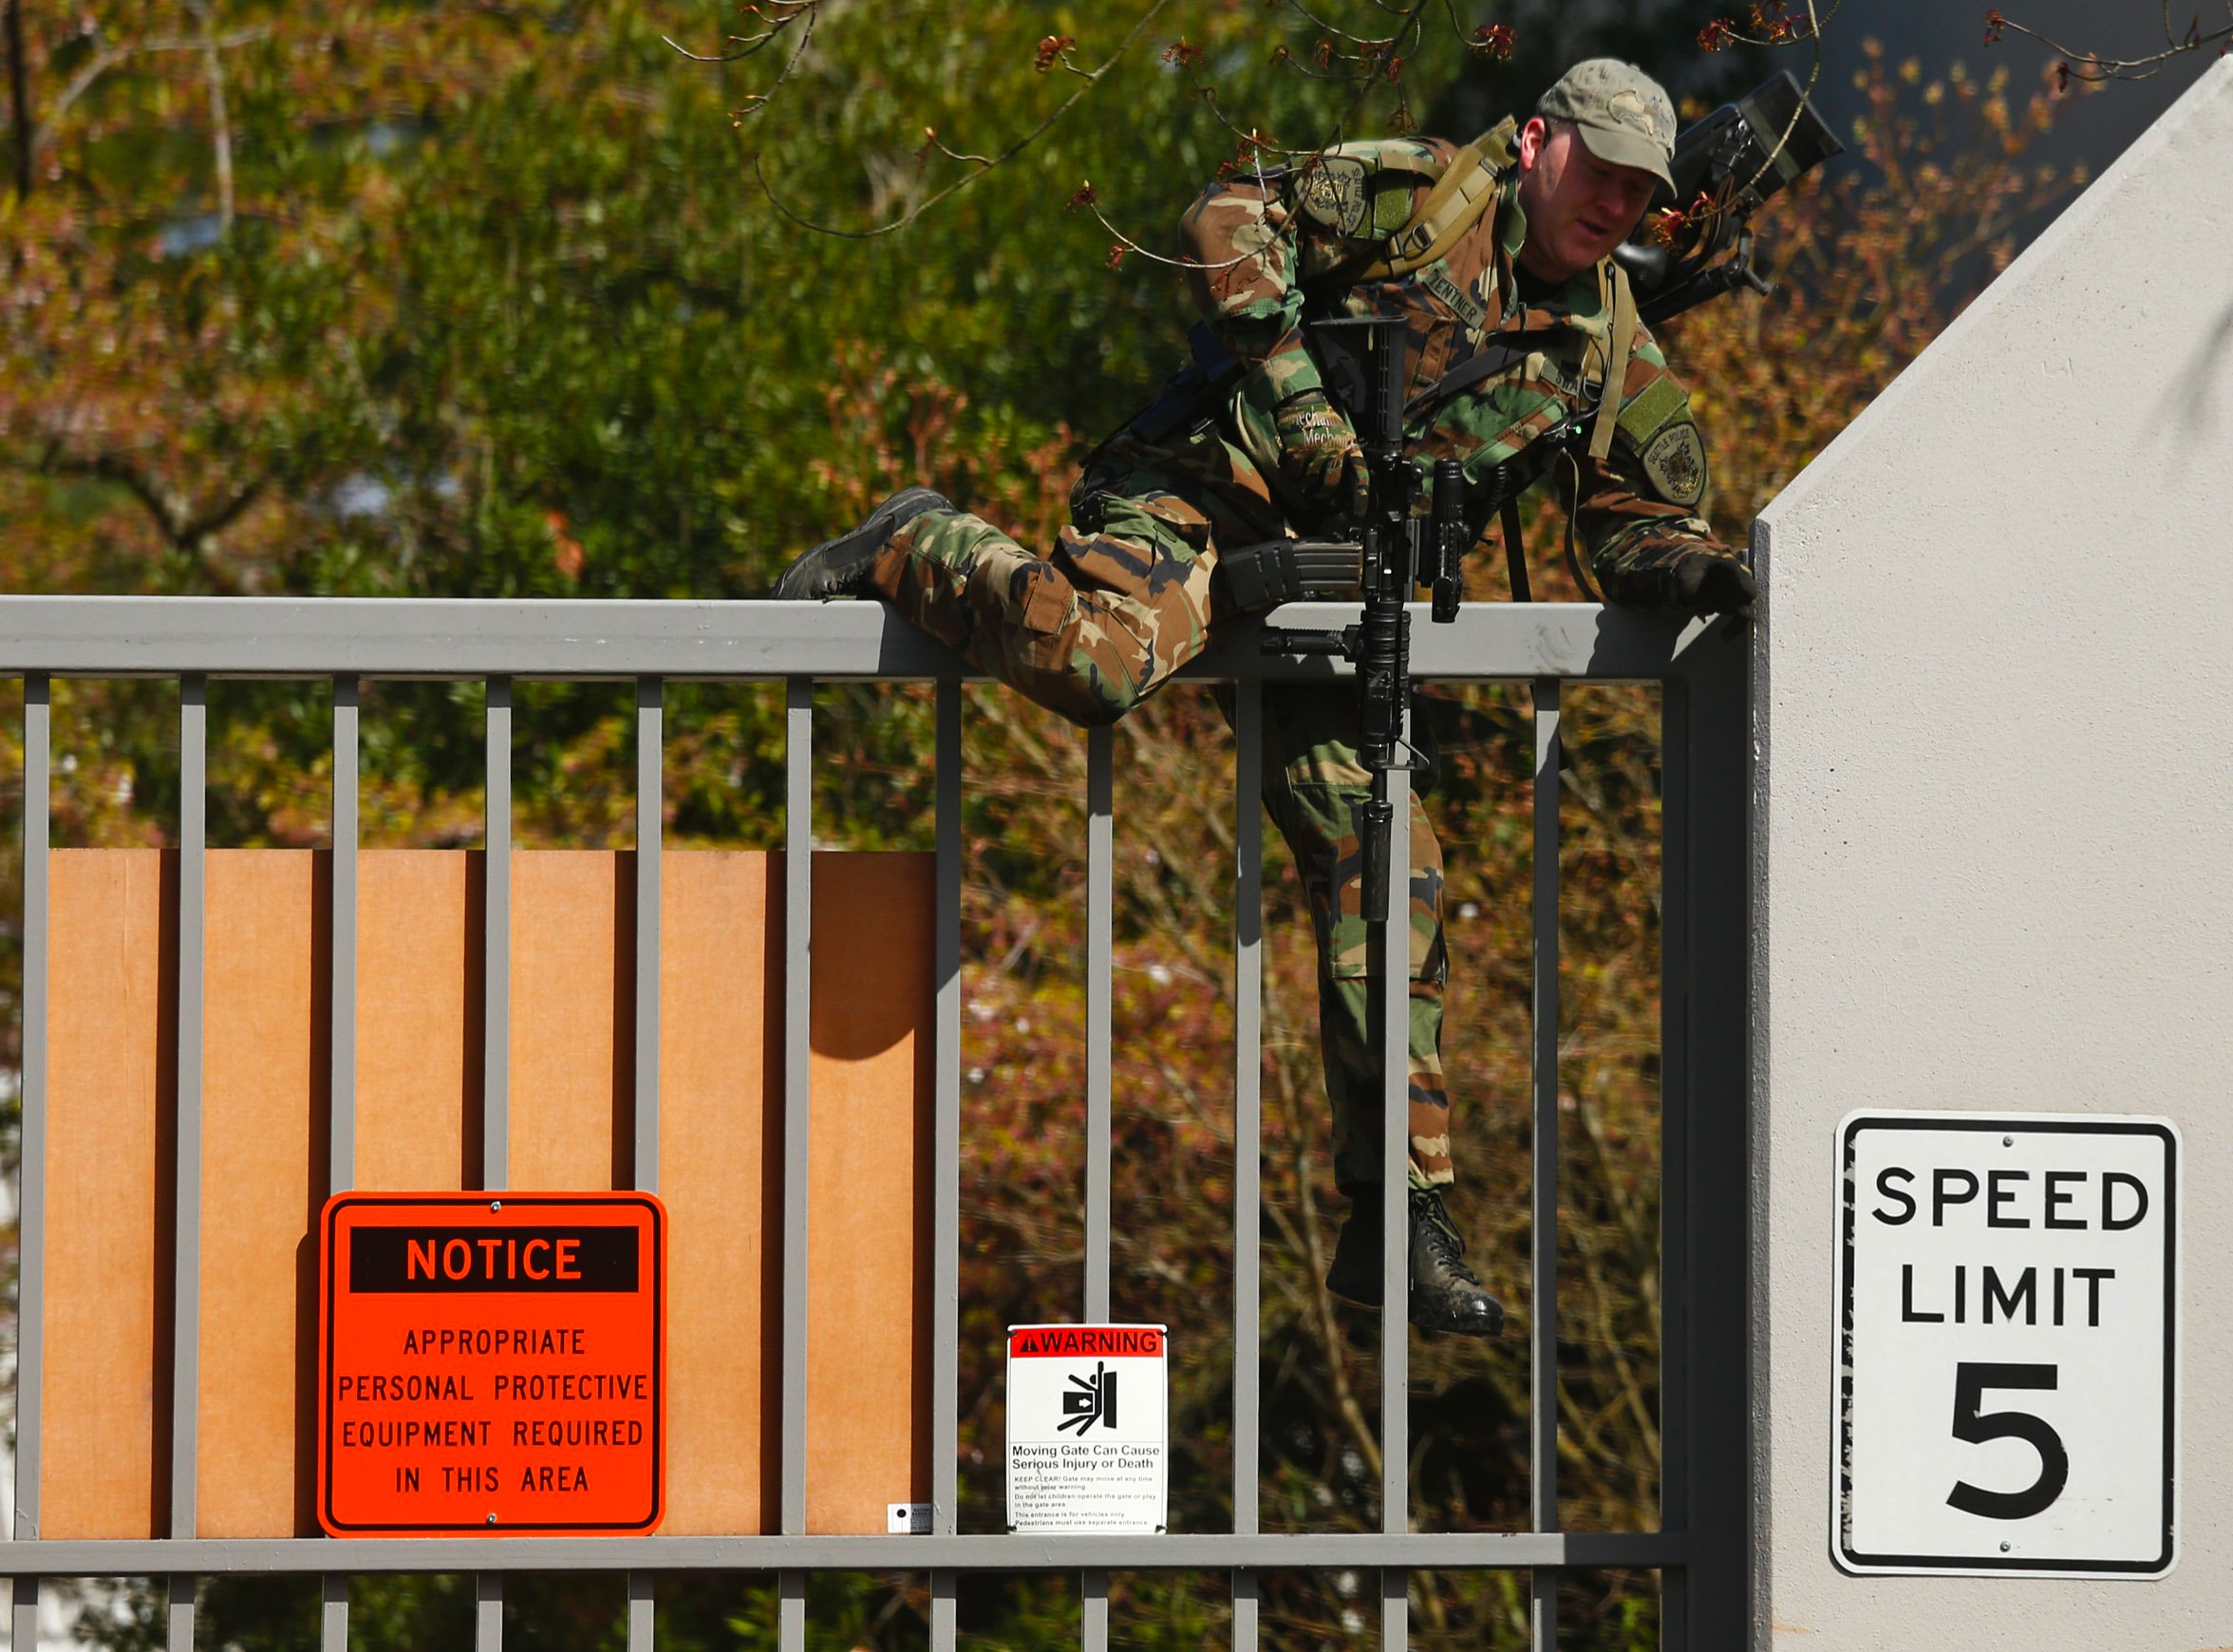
left=1297, top=159, right=1370, bottom=237
left=1640, top=420, right=1708, bottom=509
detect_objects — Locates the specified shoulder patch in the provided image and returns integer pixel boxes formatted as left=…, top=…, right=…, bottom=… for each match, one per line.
left=1297, top=158, right=1370, bottom=237
left=1640, top=421, right=1708, bottom=509
left=1614, top=373, right=1689, bottom=447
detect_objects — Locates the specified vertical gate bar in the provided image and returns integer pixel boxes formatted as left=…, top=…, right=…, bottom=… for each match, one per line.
left=329, top=676, right=358, bottom=1192
left=778, top=1574, right=806, bottom=1648
left=476, top=1573, right=503, bottom=1647
left=779, top=678, right=813, bottom=1652
left=326, top=675, right=360, bottom=1650
left=634, top=676, right=663, bottom=1195
left=1082, top=723, right=1114, bottom=1652
left=1230, top=681, right=1263, bottom=1652
left=166, top=1576, right=196, bottom=1652
left=1528, top=679, right=1563, bottom=1652
left=930, top=680, right=963, bottom=1652
left=479, top=677, right=511, bottom=1651
left=11, top=1581, right=40, bottom=1651
left=16, top=676, right=49, bottom=1549
left=1661, top=1564, right=1688, bottom=1652
left=929, top=1580, right=957, bottom=1652
left=1379, top=1565, right=1406, bottom=1651
left=15, top=676, right=50, bottom=1646
left=630, top=676, right=664, bottom=1652
left=483, top=675, right=512, bottom=1192
left=1084, top=723, right=1114, bottom=1315
left=1378, top=696, right=1414, bottom=1652
left=1662, top=633, right=1754, bottom=1646
left=172, top=676, right=207, bottom=1652
left=1660, top=676, right=1692, bottom=1652
left=321, top=1574, right=349, bottom=1652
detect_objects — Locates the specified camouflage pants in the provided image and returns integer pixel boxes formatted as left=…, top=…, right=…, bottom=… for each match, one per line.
left=868, top=428, right=1454, bottom=1189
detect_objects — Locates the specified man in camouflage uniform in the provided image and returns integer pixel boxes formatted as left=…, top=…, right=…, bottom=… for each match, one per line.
left=775, top=60, right=1754, bottom=1338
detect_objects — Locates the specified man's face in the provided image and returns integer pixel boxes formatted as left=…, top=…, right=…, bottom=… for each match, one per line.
left=1513, top=117, right=1661, bottom=283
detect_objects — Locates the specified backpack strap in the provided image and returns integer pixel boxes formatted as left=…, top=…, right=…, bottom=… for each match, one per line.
left=1352, top=118, right=1518, bottom=281
left=1587, top=260, right=1639, bottom=461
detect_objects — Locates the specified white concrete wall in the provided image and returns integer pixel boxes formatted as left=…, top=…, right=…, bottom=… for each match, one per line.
left=1753, top=57, right=2233, bottom=1649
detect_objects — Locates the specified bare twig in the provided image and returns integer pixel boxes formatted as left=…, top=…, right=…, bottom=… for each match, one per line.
left=1986, top=3, right=2233, bottom=84
left=1276, top=1131, right=1385, bottom=1487
left=31, top=21, right=267, bottom=162
left=752, top=0, right=1178, bottom=239
left=660, top=0, right=818, bottom=65
left=184, top=0, right=234, bottom=233
left=726, top=0, right=818, bottom=122
left=1079, top=0, right=1437, bottom=267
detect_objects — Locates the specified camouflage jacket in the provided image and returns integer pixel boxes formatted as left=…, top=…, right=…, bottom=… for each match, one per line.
left=1175, top=122, right=1735, bottom=607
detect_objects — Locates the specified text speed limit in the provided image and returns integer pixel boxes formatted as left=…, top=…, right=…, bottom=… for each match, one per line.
left=1835, top=1113, right=2178, bottom=1579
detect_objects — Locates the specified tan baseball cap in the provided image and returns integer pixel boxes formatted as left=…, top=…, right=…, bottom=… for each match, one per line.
left=1535, top=59, right=1678, bottom=193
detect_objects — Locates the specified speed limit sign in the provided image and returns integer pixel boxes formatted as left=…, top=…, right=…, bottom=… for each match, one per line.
left=1835, top=1112, right=2179, bottom=1578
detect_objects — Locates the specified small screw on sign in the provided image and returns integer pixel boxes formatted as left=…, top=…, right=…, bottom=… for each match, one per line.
left=2000, top=1541, right=2012, bottom=1552
left=491, top=1200, right=502, bottom=1211
left=488, top=1513, right=498, bottom=1525
left=2002, top=1136, right=2014, bottom=1147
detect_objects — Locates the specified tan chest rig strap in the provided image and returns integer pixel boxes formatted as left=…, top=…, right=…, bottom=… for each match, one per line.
left=1587, top=260, right=1639, bottom=461
left=1352, top=118, right=1516, bottom=282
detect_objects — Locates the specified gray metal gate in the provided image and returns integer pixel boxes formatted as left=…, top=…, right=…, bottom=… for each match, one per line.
left=1, top=594, right=1752, bottom=1649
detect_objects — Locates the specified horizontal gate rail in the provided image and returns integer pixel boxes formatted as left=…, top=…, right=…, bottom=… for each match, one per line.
left=0, top=1531, right=1689, bottom=1573
left=0, top=595, right=1721, bottom=682
left=5, top=594, right=1749, bottom=1652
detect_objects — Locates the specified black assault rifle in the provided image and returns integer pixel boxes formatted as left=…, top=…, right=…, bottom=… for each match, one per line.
left=1255, top=313, right=1492, bottom=921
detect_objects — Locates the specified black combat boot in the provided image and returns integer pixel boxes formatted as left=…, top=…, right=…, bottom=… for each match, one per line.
left=771, top=486, right=953, bottom=600
left=1323, top=1188, right=1505, bottom=1339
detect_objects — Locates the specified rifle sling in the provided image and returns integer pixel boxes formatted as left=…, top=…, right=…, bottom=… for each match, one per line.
left=1402, top=329, right=1559, bottom=420
left=1500, top=496, right=1530, bottom=604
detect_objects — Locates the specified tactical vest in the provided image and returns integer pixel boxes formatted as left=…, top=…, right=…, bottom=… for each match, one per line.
left=1292, top=119, right=1639, bottom=464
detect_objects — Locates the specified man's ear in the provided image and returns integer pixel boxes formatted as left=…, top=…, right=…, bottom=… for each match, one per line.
left=1515, top=116, right=1549, bottom=173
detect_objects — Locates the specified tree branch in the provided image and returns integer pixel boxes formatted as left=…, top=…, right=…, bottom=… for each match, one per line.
left=751, top=0, right=1179, bottom=240
left=6, top=0, right=29, bottom=198
left=1987, top=4, right=2233, bottom=84
left=184, top=0, right=235, bottom=233
left=39, top=451, right=261, bottom=591
left=31, top=22, right=268, bottom=162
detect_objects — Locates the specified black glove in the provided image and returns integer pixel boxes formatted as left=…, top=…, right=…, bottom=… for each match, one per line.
left=1671, top=554, right=1756, bottom=621
left=1271, top=387, right=1370, bottom=523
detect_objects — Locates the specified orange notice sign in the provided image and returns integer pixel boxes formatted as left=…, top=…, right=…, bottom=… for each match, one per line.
left=318, top=1192, right=666, bottom=1537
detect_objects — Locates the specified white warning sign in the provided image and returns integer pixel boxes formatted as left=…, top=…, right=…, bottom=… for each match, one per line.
left=1836, top=1111, right=2179, bottom=1579
left=1005, top=1324, right=1168, bottom=1534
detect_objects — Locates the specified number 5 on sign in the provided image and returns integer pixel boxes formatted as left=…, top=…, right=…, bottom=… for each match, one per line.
left=1946, top=1362, right=2067, bottom=1521
left=1835, top=1113, right=2178, bottom=1579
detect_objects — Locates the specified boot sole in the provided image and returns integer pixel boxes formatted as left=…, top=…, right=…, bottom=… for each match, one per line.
left=1329, top=1294, right=1505, bottom=1338
left=771, top=487, right=951, bottom=599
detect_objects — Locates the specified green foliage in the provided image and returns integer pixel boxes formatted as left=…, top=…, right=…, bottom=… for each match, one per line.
left=0, top=3, right=2080, bottom=1647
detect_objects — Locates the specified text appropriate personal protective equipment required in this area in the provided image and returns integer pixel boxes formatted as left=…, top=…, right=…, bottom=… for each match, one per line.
left=318, top=1192, right=666, bottom=1537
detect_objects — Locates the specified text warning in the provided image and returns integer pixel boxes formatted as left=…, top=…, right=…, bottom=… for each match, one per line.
left=318, top=1192, right=666, bottom=1537
left=1835, top=1112, right=2177, bottom=1579
left=1005, top=1324, right=1168, bottom=1534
